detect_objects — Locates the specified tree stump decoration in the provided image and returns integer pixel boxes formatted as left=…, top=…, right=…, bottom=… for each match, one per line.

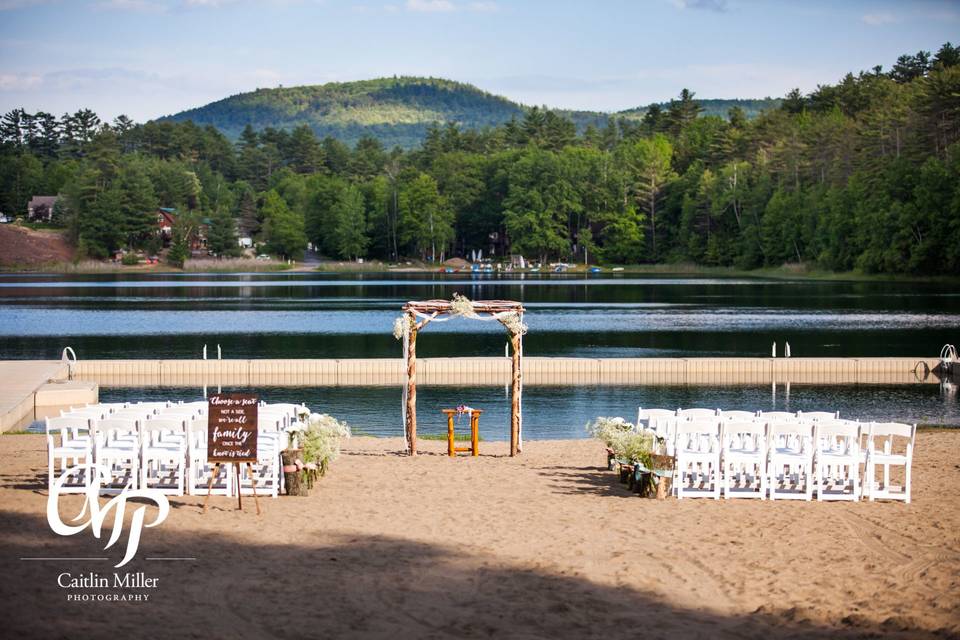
left=281, top=449, right=308, bottom=497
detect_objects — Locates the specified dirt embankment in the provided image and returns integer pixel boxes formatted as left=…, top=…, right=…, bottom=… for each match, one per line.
left=0, top=224, right=74, bottom=268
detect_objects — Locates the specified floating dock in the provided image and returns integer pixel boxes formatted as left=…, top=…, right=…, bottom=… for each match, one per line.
left=0, top=356, right=943, bottom=432
left=66, top=356, right=942, bottom=388
left=0, top=360, right=98, bottom=432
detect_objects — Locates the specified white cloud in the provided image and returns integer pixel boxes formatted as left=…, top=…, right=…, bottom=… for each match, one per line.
left=405, top=0, right=453, bottom=12
left=861, top=12, right=897, bottom=26
left=0, top=72, right=43, bottom=90
left=468, top=1, right=497, bottom=11
left=671, top=0, right=728, bottom=13
left=96, top=0, right=168, bottom=12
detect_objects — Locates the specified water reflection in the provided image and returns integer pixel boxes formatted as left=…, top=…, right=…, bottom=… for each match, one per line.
left=43, top=382, right=952, bottom=440
left=0, top=272, right=956, bottom=360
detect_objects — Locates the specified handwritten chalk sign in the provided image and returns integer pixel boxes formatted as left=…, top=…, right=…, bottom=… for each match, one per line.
left=207, top=393, right=258, bottom=463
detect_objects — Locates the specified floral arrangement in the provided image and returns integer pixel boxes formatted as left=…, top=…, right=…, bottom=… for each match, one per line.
left=391, top=294, right=527, bottom=341
left=496, top=311, right=528, bottom=337
left=393, top=315, right=413, bottom=340
left=450, top=292, right=478, bottom=318
left=586, top=416, right=654, bottom=469
left=286, top=413, right=351, bottom=488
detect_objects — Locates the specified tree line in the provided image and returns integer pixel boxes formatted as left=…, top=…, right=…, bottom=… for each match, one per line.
left=1, top=42, right=959, bottom=274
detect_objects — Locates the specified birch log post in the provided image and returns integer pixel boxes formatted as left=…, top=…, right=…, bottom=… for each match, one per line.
left=406, top=321, right=418, bottom=456
left=510, top=332, right=521, bottom=457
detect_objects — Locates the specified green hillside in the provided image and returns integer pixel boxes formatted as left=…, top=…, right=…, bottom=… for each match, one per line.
left=159, top=76, right=778, bottom=148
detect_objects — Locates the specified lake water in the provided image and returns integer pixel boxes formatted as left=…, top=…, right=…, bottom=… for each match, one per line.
left=94, top=383, right=960, bottom=439
left=0, top=272, right=957, bottom=359
left=2, top=272, right=958, bottom=433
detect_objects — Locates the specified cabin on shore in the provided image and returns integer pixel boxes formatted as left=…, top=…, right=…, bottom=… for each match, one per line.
left=27, top=195, right=58, bottom=221
left=156, top=207, right=177, bottom=245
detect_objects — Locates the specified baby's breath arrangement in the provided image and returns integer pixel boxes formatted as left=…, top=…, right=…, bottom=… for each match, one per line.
left=290, top=413, right=351, bottom=487
left=450, top=292, right=478, bottom=318
left=587, top=416, right=654, bottom=468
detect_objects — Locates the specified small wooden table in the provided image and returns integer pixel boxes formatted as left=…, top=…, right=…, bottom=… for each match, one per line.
left=441, top=409, right=481, bottom=457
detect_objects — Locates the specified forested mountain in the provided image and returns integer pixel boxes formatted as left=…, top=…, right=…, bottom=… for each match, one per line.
left=2, top=43, right=959, bottom=275
left=158, top=76, right=779, bottom=148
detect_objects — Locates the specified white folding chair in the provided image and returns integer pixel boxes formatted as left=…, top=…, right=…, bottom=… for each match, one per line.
left=46, top=416, right=93, bottom=494
left=814, top=421, right=861, bottom=501
left=140, top=418, right=187, bottom=496
left=865, top=422, right=916, bottom=503
left=187, top=419, right=232, bottom=496
left=677, top=408, right=718, bottom=420
left=94, top=418, right=140, bottom=494
left=237, top=435, right=281, bottom=499
left=637, top=408, right=677, bottom=455
left=758, top=411, right=798, bottom=422
left=798, top=410, right=839, bottom=421
left=721, top=421, right=768, bottom=499
left=719, top=410, right=759, bottom=421
left=674, top=420, right=722, bottom=499
left=767, top=422, right=815, bottom=500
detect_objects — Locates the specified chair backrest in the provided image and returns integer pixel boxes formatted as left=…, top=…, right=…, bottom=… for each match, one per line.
left=187, top=419, right=208, bottom=453
left=798, top=410, right=839, bottom=421
left=94, top=417, right=139, bottom=445
left=134, top=402, right=170, bottom=410
left=157, top=408, right=198, bottom=419
left=675, top=419, right=720, bottom=435
left=815, top=421, right=860, bottom=454
left=721, top=421, right=766, bottom=452
left=265, top=402, right=305, bottom=418
left=868, top=422, right=916, bottom=455
left=46, top=415, right=90, bottom=434
left=110, top=408, right=154, bottom=420
left=637, top=408, right=677, bottom=425
left=719, top=410, right=758, bottom=421
left=758, top=411, right=798, bottom=421
left=767, top=421, right=814, bottom=452
left=675, top=419, right=721, bottom=452
left=60, top=409, right=105, bottom=422
left=258, top=413, right=285, bottom=431
left=677, top=408, right=718, bottom=420
left=142, top=417, right=186, bottom=447
left=143, top=417, right=186, bottom=431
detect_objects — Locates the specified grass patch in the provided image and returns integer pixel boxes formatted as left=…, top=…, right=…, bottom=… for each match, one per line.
left=3, top=430, right=38, bottom=435
left=420, top=433, right=484, bottom=442
left=918, top=424, right=959, bottom=431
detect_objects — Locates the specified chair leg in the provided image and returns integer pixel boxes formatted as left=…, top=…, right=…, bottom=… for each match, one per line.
left=816, top=460, right=824, bottom=502
left=905, top=460, right=912, bottom=504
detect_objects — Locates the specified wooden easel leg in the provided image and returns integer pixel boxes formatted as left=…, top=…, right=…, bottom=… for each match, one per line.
left=246, top=462, right=261, bottom=516
left=202, top=463, right=221, bottom=514
left=236, top=464, right=242, bottom=510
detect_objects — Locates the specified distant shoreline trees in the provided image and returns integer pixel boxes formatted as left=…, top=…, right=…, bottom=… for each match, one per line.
left=1, top=42, right=959, bottom=275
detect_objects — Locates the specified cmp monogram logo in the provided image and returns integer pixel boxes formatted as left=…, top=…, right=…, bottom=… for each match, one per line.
left=46, top=464, right=170, bottom=568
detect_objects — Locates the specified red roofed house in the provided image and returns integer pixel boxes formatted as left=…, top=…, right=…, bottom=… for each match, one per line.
left=27, top=195, right=58, bottom=222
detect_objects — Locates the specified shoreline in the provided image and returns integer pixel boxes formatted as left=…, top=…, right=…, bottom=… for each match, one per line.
left=1, top=259, right=959, bottom=284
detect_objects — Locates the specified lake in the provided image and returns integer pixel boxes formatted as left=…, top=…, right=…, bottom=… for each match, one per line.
left=2, top=271, right=958, bottom=433
left=1, top=271, right=957, bottom=359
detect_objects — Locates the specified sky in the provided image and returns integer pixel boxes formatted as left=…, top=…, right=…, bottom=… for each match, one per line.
left=0, top=0, right=957, bottom=122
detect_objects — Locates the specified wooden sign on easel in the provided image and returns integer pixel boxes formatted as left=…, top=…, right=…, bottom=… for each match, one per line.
left=203, top=393, right=261, bottom=515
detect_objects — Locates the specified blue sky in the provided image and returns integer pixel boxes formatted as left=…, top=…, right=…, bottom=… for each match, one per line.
left=0, top=0, right=956, bottom=122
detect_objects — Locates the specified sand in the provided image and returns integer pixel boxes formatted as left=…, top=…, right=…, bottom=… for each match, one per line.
left=1, top=432, right=958, bottom=639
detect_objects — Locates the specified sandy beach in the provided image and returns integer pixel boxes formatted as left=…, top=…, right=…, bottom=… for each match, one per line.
left=1, top=432, right=958, bottom=639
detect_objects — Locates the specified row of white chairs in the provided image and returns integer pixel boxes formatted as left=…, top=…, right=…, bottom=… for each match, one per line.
left=46, top=401, right=308, bottom=498
left=636, top=407, right=916, bottom=502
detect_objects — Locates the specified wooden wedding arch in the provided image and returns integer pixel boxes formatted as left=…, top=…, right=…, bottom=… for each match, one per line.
left=396, top=296, right=526, bottom=456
